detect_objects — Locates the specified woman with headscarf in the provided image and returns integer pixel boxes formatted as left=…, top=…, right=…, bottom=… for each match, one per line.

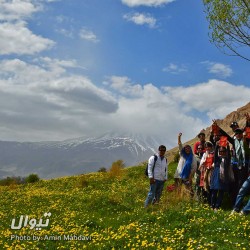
left=174, top=133, right=197, bottom=194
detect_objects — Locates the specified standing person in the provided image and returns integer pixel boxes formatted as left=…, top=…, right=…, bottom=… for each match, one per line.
left=230, top=113, right=250, bottom=214
left=194, top=129, right=206, bottom=155
left=194, top=144, right=205, bottom=200
left=233, top=128, right=249, bottom=190
left=174, top=133, right=197, bottom=194
left=144, top=145, right=168, bottom=208
left=199, top=141, right=214, bottom=203
left=210, top=144, right=234, bottom=210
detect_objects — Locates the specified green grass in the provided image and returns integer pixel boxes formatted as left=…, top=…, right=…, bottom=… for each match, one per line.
left=0, top=162, right=250, bottom=249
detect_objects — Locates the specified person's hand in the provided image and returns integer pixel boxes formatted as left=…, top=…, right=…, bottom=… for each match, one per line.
left=150, top=178, right=155, bottom=184
left=178, top=132, right=182, bottom=137
left=243, top=131, right=246, bottom=138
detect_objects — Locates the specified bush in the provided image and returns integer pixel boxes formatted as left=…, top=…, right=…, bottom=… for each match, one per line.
left=98, top=167, right=107, bottom=173
left=77, top=175, right=89, bottom=188
left=25, top=174, right=40, bottom=183
left=0, top=176, right=25, bottom=186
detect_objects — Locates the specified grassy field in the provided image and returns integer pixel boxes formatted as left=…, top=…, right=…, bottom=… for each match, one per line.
left=0, top=162, right=250, bottom=250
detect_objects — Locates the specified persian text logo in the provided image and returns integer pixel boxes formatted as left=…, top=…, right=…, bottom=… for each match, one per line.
left=11, top=212, right=52, bottom=230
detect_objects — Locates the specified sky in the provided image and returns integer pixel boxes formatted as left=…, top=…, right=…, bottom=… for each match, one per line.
left=0, top=0, right=249, bottom=148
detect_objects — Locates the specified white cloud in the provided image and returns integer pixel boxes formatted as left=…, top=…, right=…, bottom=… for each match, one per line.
left=106, top=82, right=205, bottom=146
left=79, top=28, right=100, bottom=43
left=209, top=63, right=233, bottom=78
left=121, top=0, right=175, bottom=7
left=104, top=76, right=143, bottom=96
left=0, top=1, right=55, bottom=55
left=56, top=28, right=74, bottom=38
left=0, top=58, right=118, bottom=141
left=162, top=63, right=188, bottom=74
left=123, top=12, right=156, bottom=28
left=203, top=61, right=233, bottom=78
left=109, top=78, right=250, bottom=146
left=0, top=0, right=41, bottom=21
left=164, top=79, right=250, bottom=119
left=0, top=21, right=55, bottom=55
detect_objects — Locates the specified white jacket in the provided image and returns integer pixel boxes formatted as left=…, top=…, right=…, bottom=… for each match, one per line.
left=148, top=154, right=168, bottom=181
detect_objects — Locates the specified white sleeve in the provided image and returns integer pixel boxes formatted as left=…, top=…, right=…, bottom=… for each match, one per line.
left=199, top=152, right=207, bottom=168
left=148, top=156, right=155, bottom=178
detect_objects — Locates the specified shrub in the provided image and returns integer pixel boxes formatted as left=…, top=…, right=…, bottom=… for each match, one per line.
left=25, top=174, right=40, bottom=183
left=77, top=175, right=89, bottom=188
left=98, top=167, right=107, bottom=173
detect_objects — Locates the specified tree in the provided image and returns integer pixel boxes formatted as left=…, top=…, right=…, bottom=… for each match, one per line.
left=109, top=160, right=125, bottom=178
left=203, top=0, right=250, bottom=61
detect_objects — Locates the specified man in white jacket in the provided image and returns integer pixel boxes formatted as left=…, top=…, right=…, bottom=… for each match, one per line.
left=144, top=145, right=168, bottom=208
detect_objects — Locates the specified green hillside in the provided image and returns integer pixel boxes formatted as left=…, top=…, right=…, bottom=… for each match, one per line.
left=0, top=163, right=250, bottom=249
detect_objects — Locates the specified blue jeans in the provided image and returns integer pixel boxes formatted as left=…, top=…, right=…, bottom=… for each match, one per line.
left=144, top=180, right=165, bottom=208
left=233, top=176, right=250, bottom=214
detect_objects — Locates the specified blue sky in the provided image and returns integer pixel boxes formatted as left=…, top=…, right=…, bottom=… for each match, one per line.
left=0, top=0, right=249, bottom=148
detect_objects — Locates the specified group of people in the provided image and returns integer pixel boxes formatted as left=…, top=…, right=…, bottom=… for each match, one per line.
left=144, top=113, right=250, bottom=215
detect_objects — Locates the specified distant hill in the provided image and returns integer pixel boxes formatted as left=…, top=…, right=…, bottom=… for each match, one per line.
left=166, top=102, right=250, bottom=162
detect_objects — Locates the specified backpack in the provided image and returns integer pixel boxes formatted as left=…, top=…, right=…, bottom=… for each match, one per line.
left=144, top=154, right=158, bottom=177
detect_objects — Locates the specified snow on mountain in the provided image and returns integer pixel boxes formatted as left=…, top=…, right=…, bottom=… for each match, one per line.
left=0, top=133, right=163, bottom=179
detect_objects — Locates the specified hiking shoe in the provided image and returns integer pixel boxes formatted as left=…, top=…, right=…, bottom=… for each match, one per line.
left=230, top=210, right=238, bottom=216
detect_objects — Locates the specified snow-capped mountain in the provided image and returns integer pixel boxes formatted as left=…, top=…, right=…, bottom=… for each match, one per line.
left=0, top=134, right=163, bottom=179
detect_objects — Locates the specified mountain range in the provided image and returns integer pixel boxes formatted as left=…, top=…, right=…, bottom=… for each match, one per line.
left=0, top=134, right=161, bottom=179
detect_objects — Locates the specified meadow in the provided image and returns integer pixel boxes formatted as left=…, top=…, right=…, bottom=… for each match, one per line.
left=0, top=162, right=250, bottom=250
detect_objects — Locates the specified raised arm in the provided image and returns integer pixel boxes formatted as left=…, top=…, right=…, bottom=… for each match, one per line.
left=212, top=120, right=234, bottom=145
left=178, top=133, right=183, bottom=153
